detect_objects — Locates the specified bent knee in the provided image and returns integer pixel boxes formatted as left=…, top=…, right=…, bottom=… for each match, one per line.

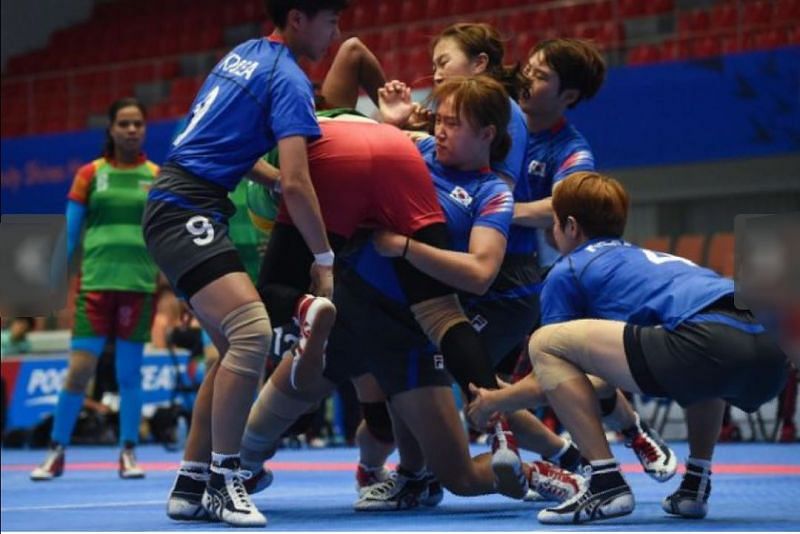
left=220, top=301, right=273, bottom=378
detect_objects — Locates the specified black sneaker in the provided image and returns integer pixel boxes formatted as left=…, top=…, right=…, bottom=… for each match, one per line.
left=167, top=466, right=210, bottom=521
left=537, top=464, right=634, bottom=524
left=201, top=457, right=266, bottom=527
left=662, top=462, right=711, bottom=519
left=353, top=467, right=429, bottom=511
left=421, top=471, right=443, bottom=507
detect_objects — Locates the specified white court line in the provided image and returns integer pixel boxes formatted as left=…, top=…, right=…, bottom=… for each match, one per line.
left=1, top=490, right=336, bottom=513
left=1, top=500, right=165, bottom=512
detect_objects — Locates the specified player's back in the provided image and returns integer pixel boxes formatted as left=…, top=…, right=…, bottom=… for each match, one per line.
left=546, top=238, right=733, bottom=329
left=168, top=38, right=319, bottom=191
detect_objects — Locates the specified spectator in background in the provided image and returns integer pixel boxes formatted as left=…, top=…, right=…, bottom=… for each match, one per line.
left=30, top=97, right=159, bottom=482
left=1, top=317, right=35, bottom=355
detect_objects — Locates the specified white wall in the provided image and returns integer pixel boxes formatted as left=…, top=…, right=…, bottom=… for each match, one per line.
left=1, top=0, right=95, bottom=72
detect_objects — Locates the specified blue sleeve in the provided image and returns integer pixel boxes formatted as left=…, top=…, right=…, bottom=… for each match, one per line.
left=493, top=103, right=527, bottom=184
left=539, top=259, right=586, bottom=325
left=473, top=180, right=514, bottom=238
left=552, top=145, right=595, bottom=186
left=66, top=200, right=86, bottom=263
left=267, top=67, right=321, bottom=142
left=416, top=136, right=436, bottom=158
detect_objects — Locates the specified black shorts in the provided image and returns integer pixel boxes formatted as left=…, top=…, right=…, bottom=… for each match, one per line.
left=142, top=164, right=242, bottom=298
left=324, top=269, right=453, bottom=397
left=624, top=297, right=788, bottom=412
left=460, top=253, right=540, bottom=370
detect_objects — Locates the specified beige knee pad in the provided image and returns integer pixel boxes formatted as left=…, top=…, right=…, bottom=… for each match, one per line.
left=241, top=380, right=318, bottom=461
left=410, top=294, right=469, bottom=347
left=529, top=323, right=586, bottom=392
left=63, top=352, right=99, bottom=393
left=219, top=301, right=272, bottom=378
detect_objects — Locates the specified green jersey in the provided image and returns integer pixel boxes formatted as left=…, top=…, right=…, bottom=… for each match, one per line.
left=68, top=156, right=159, bottom=293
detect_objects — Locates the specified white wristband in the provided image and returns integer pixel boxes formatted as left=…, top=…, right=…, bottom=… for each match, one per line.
left=314, top=250, right=335, bottom=267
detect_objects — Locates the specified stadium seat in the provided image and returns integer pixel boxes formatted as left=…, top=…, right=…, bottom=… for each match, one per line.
left=641, top=236, right=671, bottom=253
left=678, top=9, right=711, bottom=38
left=710, top=2, right=739, bottom=28
left=627, top=44, right=661, bottom=65
left=400, top=0, right=426, bottom=24
left=673, top=234, right=706, bottom=264
left=743, top=1, right=774, bottom=26
left=376, top=1, right=401, bottom=28
left=706, top=232, right=735, bottom=278
left=775, top=0, right=800, bottom=20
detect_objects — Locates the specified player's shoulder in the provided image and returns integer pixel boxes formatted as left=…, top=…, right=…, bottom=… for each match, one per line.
left=76, top=158, right=104, bottom=178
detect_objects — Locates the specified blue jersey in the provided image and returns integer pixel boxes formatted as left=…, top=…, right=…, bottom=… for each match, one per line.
left=507, top=119, right=595, bottom=257
left=493, top=98, right=528, bottom=185
left=347, top=136, right=514, bottom=303
left=167, top=38, right=321, bottom=190
left=540, top=238, right=734, bottom=330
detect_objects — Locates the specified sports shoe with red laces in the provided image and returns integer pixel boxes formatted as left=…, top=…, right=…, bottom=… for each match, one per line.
left=289, top=294, right=336, bottom=390
left=355, top=464, right=391, bottom=496
left=623, top=415, right=677, bottom=482
left=489, top=416, right=529, bottom=499
left=528, top=460, right=585, bottom=502
left=30, top=444, right=65, bottom=481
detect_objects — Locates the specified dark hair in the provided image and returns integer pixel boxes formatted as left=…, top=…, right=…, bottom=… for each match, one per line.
left=264, top=0, right=350, bottom=28
left=103, top=97, right=146, bottom=158
left=427, top=76, right=512, bottom=164
left=530, top=38, right=606, bottom=108
left=552, top=171, right=629, bottom=238
left=433, top=22, right=526, bottom=101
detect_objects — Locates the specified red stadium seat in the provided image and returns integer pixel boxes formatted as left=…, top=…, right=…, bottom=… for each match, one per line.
left=375, top=1, right=401, bottom=27
left=589, top=1, right=614, bottom=22
left=451, top=0, right=478, bottom=16
left=743, top=1, right=774, bottom=26
left=351, top=3, right=377, bottom=30
left=692, top=36, right=722, bottom=58
left=710, top=2, right=738, bottom=28
left=619, top=0, right=647, bottom=18
left=678, top=9, right=710, bottom=37
left=559, top=3, right=590, bottom=26
left=645, top=0, right=674, bottom=15
left=400, top=0, right=426, bottom=23
left=706, top=232, right=735, bottom=278
left=641, top=236, right=672, bottom=253
left=627, top=44, right=660, bottom=65
left=674, top=234, right=706, bottom=265
left=775, top=0, right=800, bottom=20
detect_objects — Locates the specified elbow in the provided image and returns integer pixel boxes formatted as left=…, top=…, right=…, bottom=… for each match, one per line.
left=469, top=273, right=496, bottom=296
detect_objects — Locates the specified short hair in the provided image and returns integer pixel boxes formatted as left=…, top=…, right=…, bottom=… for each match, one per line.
left=264, top=0, right=350, bottom=28
left=427, top=76, right=512, bottom=164
left=433, top=22, right=525, bottom=100
left=530, top=38, right=606, bottom=108
left=552, top=172, right=629, bottom=238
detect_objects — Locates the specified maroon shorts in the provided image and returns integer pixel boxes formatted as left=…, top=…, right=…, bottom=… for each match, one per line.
left=276, top=121, right=444, bottom=237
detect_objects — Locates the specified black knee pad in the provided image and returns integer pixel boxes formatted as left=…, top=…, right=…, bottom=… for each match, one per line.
left=361, top=402, right=394, bottom=444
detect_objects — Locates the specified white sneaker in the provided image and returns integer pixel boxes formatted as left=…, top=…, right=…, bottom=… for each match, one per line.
left=489, top=417, right=529, bottom=499
left=202, top=459, right=266, bottom=527
left=289, top=294, right=336, bottom=390
left=354, top=468, right=429, bottom=511
left=624, top=414, right=678, bottom=482
left=538, top=465, right=634, bottom=525
left=30, top=445, right=65, bottom=481
left=119, top=447, right=145, bottom=479
left=528, top=460, right=585, bottom=502
left=355, top=464, right=391, bottom=496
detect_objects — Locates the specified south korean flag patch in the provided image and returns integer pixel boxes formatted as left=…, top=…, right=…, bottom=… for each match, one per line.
left=449, top=186, right=473, bottom=208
